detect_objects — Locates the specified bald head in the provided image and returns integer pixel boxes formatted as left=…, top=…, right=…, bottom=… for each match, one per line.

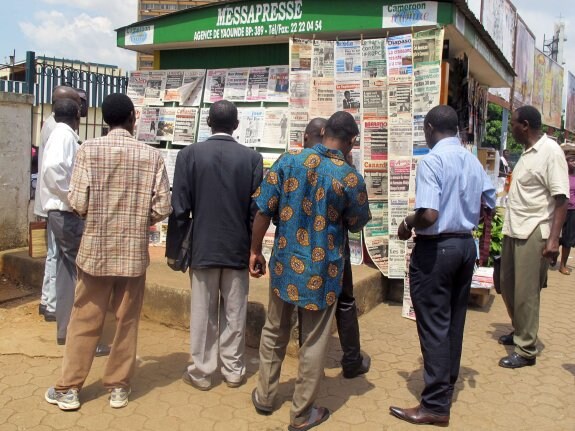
left=303, top=117, right=327, bottom=148
left=52, top=86, right=81, bottom=105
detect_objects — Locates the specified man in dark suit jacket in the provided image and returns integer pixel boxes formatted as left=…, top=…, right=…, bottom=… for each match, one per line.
left=166, top=100, right=263, bottom=391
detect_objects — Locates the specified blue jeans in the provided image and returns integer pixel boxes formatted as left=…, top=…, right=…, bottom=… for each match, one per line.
left=40, top=222, right=58, bottom=313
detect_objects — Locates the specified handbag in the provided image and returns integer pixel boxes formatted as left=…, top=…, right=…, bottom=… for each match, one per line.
left=168, top=219, right=193, bottom=273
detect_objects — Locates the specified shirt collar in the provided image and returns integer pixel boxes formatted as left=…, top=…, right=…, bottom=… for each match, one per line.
left=313, top=143, right=345, bottom=161
left=525, top=134, right=548, bottom=154
left=431, top=136, right=460, bottom=151
left=107, top=128, right=134, bottom=139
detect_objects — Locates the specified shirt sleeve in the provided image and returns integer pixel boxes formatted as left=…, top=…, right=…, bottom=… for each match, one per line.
left=415, top=157, right=441, bottom=211
left=68, top=147, right=89, bottom=217
left=41, top=131, right=77, bottom=207
left=545, top=147, right=570, bottom=197
left=254, top=156, right=283, bottom=217
left=150, top=155, right=172, bottom=225
left=342, top=173, right=372, bottom=233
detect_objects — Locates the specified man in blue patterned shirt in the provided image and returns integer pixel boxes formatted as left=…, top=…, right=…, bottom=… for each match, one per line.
left=249, top=111, right=371, bottom=431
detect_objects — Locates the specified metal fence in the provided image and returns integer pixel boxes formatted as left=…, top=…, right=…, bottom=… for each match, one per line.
left=0, top=79, right=28, bottom=93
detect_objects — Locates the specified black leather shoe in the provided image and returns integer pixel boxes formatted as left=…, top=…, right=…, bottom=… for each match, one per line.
left=498, top=352, right=536, bottom=369
left=498, top=332, right=514, bottom=345
left=44, top=311, right=56, bottom=322
left=95, top=344, right=111, bottom=357
left=57, top=337, right=66, bottom=345
left=39, top=304, right=47, bottom=315
left=343, top=354, right=371, bottom=379
left=389, top=405, right=449, bottom=426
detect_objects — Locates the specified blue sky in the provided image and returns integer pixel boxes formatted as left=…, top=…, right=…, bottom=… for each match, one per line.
left=0, top=0, right=573, bottom=76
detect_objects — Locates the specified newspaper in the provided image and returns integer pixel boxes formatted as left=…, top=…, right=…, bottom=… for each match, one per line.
left=388, top=237, right=407, bottom=278
left=136, top=107, right=159, bottom=144
left=335, top=40, right=362, bottom=80
left=247, top=67, right=270, bottom=101
left=363, top=160, right=388, bottom=200
left=386, top=34, right=413, bottom=78
left=363, top=118, right=388, bottom=161
left=289, top=109, right=308, bottom=150
left=267, top=65, right=290, bottom=102
left=412, top=28, right=444, bottom=68
left=164, top=69, right=205, bottom=106
left=413, top=65, right=441, bottom=115
left=309, top=77, right=336, bottom=118
left=389, top=198, right=409, bottom=234
left=262, top=108, right=290, bottom=149
left=362, top=39, right=387, bottom=78
left=204, top=69, right=227, bottom=103
left=290, top=38, right=313, bottom=71
left=388, top=124, right=413, bottom=157
left=336, top=81, right=361, bottom=113
left=365, top=200, right=388, bottom=238
left=235, top=108, right=265, bottom=147
left=389, top=158, right=411, bottom=198
left=196, top=108, right=211, bottom=143
left=413, top=115, right=429, bottom=156
left=155, top=107, right=177, bottom=142
left=223, top=67, right=249, bottom=101
left=363, top=78, right=388, bottom=118
left=365, top=236, right=388, bottom=275
left=173, top=107, right=199, bottom=145
left=402, top=276, right=416, bottom=320
left=290, top=71, right=311, bottom=109
left=349, top=231, right=363, bottom=266
left=144, top=71, right=166, bottom=106
left=388, top=82, right=412, bottom=123
left=312, top=40, right=335, bottom=78
left=158, top=149, right=179, bottom=186
left=163, top=70, right=186, bottom=102
left=134, top=107, right=142, bottom=138
left=127, top=71, right=147, bottom=106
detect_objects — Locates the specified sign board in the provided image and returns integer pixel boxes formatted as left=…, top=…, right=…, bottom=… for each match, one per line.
left=382, top=2, right=438, bottom=28
left=126, top=25, right=154, bottom=46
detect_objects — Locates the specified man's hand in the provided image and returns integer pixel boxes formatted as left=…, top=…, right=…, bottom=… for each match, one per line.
left=249, top=253, right=267, bottom=278
left=397, top=218, right=413, bottom=241
left=542, top=237, right=560, bottom=264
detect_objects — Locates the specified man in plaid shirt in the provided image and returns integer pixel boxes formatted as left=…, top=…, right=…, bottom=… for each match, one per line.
left=45, top=93, right=171, bottom=411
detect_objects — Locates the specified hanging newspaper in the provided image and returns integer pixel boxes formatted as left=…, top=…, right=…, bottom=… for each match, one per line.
left=144, top=71, right=166, bottom=106
left=312, top=40, right=335, bottom=78
left=412, top=28, right=444, bottom=68
left=362, top=39, right=387, bottom=78
left=309, top=77, right=336, bottom=118
left=388, top=124, right=413, bottom=157
left=389, top=198, right=409, bottom=234
left=364, top=160, right=388, bottom=200
left=163, top=69, right=205, bottom=106
left=388, top=237, right=407, bottom=278
left=267, top=65, right=290, bottom=102
left=204, top=69, right=227, bottom=103
left=172, top=107, right=199, bottom=146
left=246, top=67, right=270, bottom=101
left=158, top=149, right=179, bottom=186
left=223, top=68, right=249, bottom=101
left=290, top=71, right=311, bottom=109
left=289, top=109, right=308, bottom=150
left=402, top=275, right=416, bottom=320
left=155, top=107, right=176, bottom=142
left=196, top=108, right=211, bottom=143
left=365, top=236, right=388, bottom=275
left=363, top=118, right=388, bottom=161
left=388, top=82, right=412, bottom=123
left=290, top=38, right=313, bottom=71
left=261, top=151, right=282, bottom=175
left=134, top=107, right=142, bottom=136
left=136, top=107, right=159, bottom=144
left=262, top=108, right=290, bottom=149
left=413, top=115, right=429, bottom=156
left=389, top=158, right=411, bottom=198
left=335, top=40, right=362, bottom=80
left=365, top=200, right=388, bottom=238
left=127, top=71, right=147, bottom=106
left=349, top=231, right=363, bottom=266
left=413, top=65, right=441, bottom=115
left=235, top=108, right=265, bottom=147
left=336, top=81, right=361, bottom=113
left=386, top=34, right=413, bottom=79
left=363, top=79, right=388, bottom=118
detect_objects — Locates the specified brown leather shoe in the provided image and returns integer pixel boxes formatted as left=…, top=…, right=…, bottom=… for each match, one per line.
left=389, top=405, right=449, bottom=426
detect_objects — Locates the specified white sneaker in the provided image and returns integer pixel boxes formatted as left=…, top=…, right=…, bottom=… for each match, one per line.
left=45, top=387, right=80, bottom=411
left=109, top=387, right=131, bottom=408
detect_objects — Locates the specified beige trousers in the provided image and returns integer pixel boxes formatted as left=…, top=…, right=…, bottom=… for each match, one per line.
left=256, top=290, right=336, bottom=427
left=56, top=269, right=146, bottom=391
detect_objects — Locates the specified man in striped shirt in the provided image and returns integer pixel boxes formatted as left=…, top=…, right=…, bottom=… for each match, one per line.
left=45, top=93, right=171, bottom=411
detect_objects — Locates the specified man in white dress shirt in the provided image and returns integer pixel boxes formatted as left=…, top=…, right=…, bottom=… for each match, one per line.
left=39, top=98, right=83, bottom=345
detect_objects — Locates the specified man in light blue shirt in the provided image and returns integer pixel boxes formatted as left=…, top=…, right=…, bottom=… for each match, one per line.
left=390, top=105, right=496, bottom=426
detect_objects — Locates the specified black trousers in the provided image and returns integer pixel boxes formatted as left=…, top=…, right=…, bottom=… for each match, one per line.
left=409, top=236, right=475, bottom=415
left=336, top=239, right=362, bottom=371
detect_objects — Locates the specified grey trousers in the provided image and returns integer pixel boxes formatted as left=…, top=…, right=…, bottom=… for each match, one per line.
left=256, top=291, right=336, bottom=427
left=500, top=226, right=549, bottom=359
left=187, top=267, right=249, bottom=384
left=47, top=211, right=84, bottom=341
left=41, top=222, right=58, bottom=313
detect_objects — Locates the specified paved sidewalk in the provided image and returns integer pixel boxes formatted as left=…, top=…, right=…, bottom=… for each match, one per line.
left=0, top=266, right=573, bottom=430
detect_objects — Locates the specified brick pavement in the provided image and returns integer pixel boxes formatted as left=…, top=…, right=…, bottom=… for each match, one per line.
left=0, top=266, right=573, bottom=430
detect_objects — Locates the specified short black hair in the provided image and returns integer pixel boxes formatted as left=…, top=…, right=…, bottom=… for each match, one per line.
left=102, top=93, right=134, bottom=127
left=514, top=105, right=542, bottom=130
left=424, top=105, right=458, bottom=135
left=53, top=99, right=80, bottom=122
left=209, top=100, right=238, bottom=131
left=324, top=111, right=359, bottom=142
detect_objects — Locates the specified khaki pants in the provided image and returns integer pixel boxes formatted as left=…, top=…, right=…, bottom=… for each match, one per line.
left=56, top=269, right=146, bottom=391
left=500, top=227, right=549, bottom=359
left=256, top=290, right=336, bottom=427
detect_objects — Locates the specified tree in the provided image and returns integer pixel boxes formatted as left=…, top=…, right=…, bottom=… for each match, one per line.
left=483, top=102, right=521, bottom=153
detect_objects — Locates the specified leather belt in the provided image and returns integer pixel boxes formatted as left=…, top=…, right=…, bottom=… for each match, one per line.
left=415, top=233, right=473, bottom=241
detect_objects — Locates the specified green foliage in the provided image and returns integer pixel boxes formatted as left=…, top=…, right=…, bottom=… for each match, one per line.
left=475, top=212, right=504, bottom=267
left=483, top=103, right=522, bottom=153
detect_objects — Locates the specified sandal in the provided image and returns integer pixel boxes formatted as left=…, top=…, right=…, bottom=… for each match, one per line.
left=251, top=388, right=273, bottom=415
left=559, top=267, right=571, bottom=275
left=288, top=406, right=330, bottom=431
